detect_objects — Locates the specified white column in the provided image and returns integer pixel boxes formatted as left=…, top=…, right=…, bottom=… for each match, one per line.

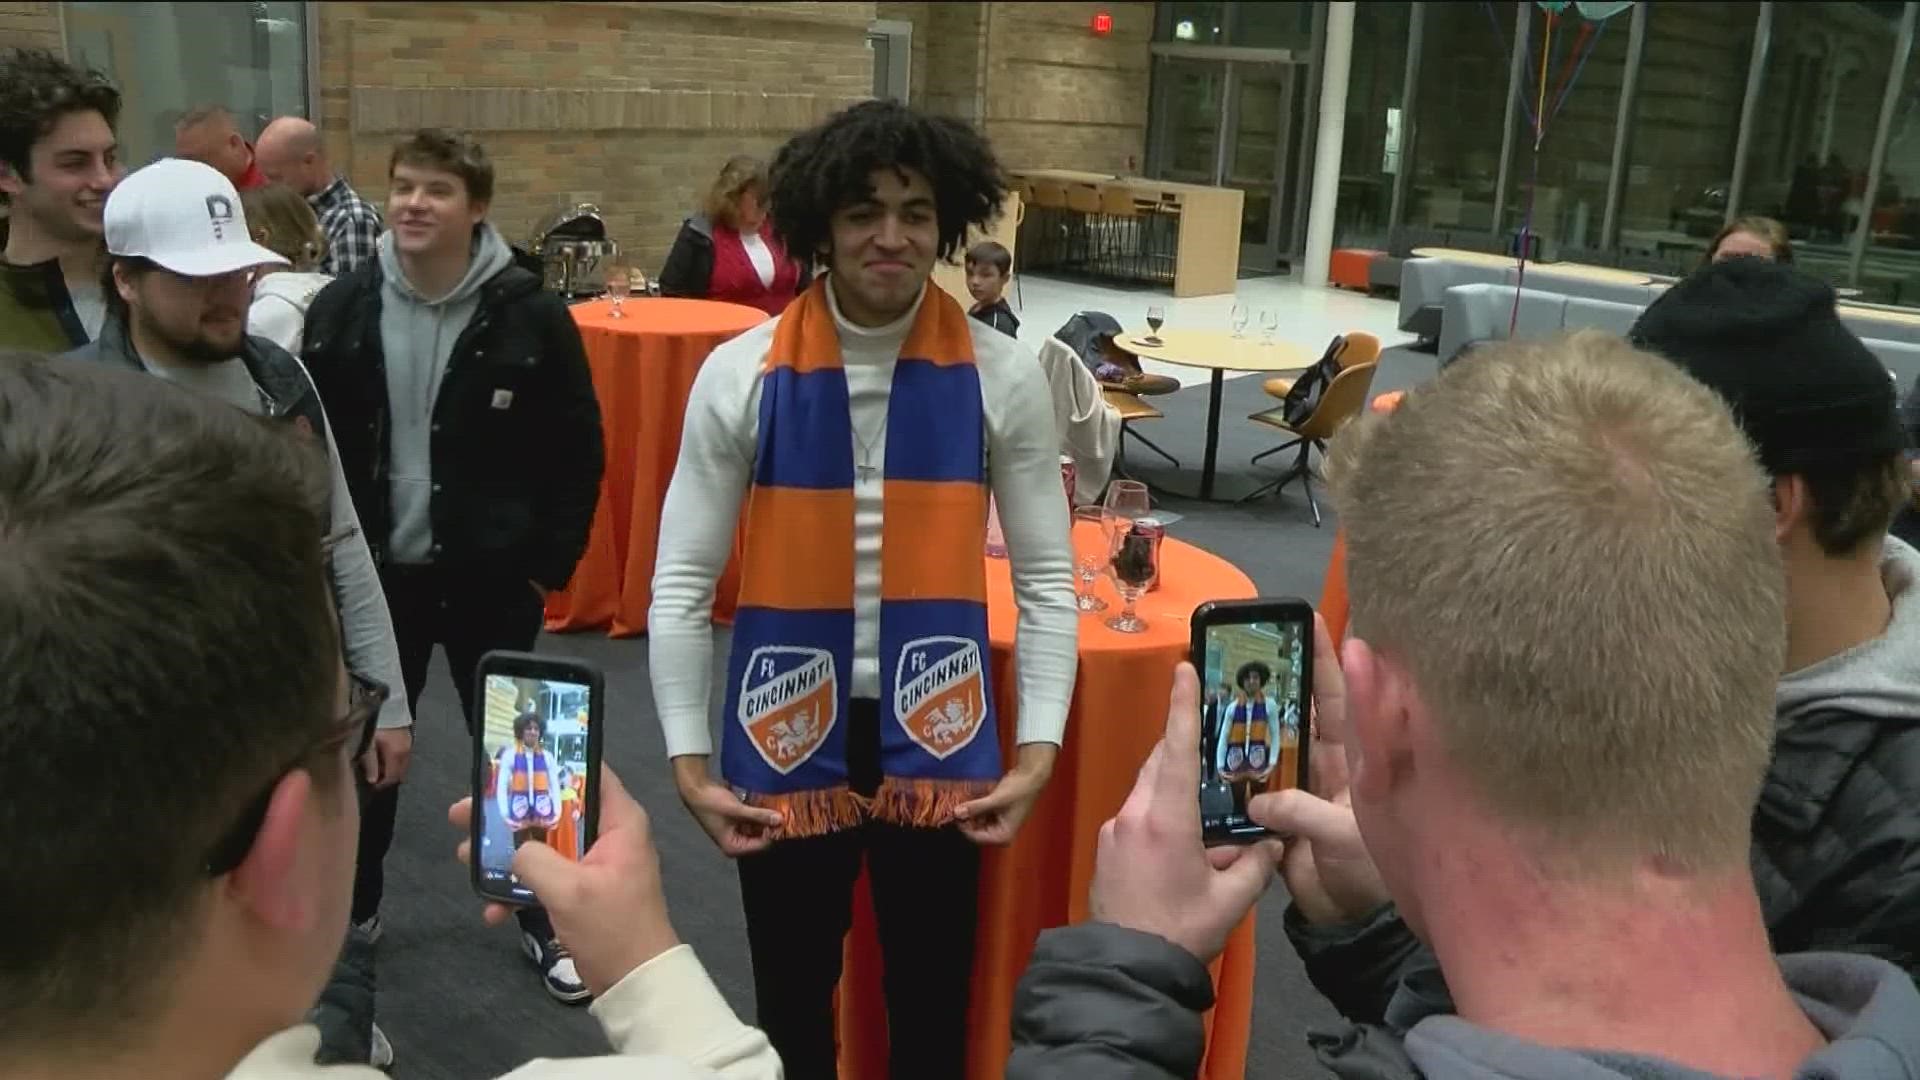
left=1302, top=1, right=1356, bottom=288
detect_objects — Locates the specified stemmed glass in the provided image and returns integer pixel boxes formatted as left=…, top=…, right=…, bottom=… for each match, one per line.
left=1145, top=304, right=1166, bottom=345
left=1072, top=506, right=1109, bottom=613
left=1101, top=480, right=1155, bottom=633
left=605, top=261, right=632, bottom=318
left=1230, top=302, right=1249, bottom=338
left=1259, top=309, right=1278, bottom=343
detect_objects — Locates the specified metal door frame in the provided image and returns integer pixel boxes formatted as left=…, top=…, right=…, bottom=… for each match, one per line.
left=1145, top=45, right=1302, bottom=271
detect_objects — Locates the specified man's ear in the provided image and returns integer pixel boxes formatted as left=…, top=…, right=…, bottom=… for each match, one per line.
left=0, top=161, right=24, bottom=199
left=224, top=771, right=322, bottom=933
left=1773, top=474, right=1808, bottom=545
left=1340, top=636, right=1412, bottom=803
left=110, top=260, right=140, bottom=306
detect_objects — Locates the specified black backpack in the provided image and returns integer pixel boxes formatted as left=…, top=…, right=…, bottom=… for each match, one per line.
left=1282, top=335, right=1347, bottom=427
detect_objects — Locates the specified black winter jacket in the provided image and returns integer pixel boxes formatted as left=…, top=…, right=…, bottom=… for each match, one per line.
left=300, top=260, right=604, bottom=590
left=1009, top=923, right=1215, bottom=1080
left=656, top=214, right=809, bottom=301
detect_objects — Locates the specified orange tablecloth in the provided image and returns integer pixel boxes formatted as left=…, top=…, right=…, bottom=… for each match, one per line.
left=545, top=298, right=767, bottom=636
left=838, top=522, right=1259, bottom=1079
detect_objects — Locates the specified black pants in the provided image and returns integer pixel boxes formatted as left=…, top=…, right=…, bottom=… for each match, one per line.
left=736, top=700, right=981, bottom=1080
left=354, top=562, right=553, bottom=942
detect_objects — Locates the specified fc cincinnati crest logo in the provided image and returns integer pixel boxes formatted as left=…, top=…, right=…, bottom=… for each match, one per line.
left=893, top=636, right=986, bottom=760
left=737, top=646, right=836, bottom=775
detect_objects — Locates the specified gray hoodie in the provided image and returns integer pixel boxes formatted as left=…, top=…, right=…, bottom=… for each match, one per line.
left=1775, top=537, right=1920, bottom=724
left=376, top=223, right=514, bottom=565
left=1402, top=952, right=1920, bottom=1080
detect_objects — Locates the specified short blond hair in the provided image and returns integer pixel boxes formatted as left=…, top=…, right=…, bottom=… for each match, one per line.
left=1327, top=331, right=1784, bottom=875
left=241, top=184, right=325, bottom=271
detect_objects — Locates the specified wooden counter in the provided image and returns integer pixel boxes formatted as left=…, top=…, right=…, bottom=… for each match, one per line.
left=1012, top=168, right=1244, bottom=298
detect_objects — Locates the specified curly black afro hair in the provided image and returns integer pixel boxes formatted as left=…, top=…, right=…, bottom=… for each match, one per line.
left=1235, top=661, right=1272, bottom=691
left=766, top=99, right=1008, bottom=263
left=0, top=48, right=119, bottom=183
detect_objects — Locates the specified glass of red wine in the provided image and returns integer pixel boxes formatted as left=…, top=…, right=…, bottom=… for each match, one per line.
left=1106, top=518, right=1162, bottom=633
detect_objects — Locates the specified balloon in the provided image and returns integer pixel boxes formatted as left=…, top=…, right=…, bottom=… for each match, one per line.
left=1537, top=0, right=1634, bottom=18
left=1576, top=0, right=1635, bottom=18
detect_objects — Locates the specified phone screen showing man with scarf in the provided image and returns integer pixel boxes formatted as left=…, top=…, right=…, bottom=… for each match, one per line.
left=471, top=651, right=604, bottom=906
left=1193, top=599, right=1311, bottom=845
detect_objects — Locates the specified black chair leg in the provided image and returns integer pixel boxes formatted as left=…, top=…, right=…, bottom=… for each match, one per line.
left=1251, top=436, right=1303, bottom=465
left=1240, top=441, right=1314, bottom=508
left=1127, top=426, right=1182, bottom=467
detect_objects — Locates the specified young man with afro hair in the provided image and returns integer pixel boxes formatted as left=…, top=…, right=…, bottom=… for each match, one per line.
left=648, top=99, right=1078, bottom=1078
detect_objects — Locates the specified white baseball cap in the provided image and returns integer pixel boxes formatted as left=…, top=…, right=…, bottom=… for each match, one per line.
left=104, top=158, right=287, bottom=277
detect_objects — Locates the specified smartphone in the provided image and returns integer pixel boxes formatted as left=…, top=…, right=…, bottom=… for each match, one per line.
left=1191, top=598, right=1313, bottom=845
left=470, top=650, right=604, bottom=906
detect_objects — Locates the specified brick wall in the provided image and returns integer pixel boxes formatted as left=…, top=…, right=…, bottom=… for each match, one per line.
left=982, top=2, right=1153, bottom=175
left=0, top=2, right=60, bottom=52
left=882, top=2, right=1152, bottom=173
left=317, top=1, right=875, bottom=273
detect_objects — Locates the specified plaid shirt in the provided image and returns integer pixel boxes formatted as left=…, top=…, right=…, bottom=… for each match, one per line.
left=310, top=175, right=384, bottom=277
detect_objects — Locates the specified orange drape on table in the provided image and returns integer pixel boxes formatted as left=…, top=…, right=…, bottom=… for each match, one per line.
left=544, top=298, right=766, bottom=636
left=836, top=522, right=1258, bottom=1079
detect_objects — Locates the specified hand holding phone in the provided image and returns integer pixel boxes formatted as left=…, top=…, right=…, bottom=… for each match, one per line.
left=1244, top=614, right=1392, bottom=926
left=1087, top=662, right=1283, bottom=965
left=451, top=767, right=680, bottom=999
left=470, top=651, right=604, bottom=907
left=1191, top=598, right=1313, bottom=845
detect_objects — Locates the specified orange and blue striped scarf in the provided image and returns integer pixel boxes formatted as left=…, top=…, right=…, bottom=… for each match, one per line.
left=720, top=279, right=998, bottom=837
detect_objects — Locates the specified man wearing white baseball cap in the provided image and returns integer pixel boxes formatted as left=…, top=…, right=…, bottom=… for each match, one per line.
left=60, top=156, right=415, bottom=1070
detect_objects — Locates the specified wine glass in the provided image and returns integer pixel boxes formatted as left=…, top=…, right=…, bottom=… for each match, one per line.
left=604, top=261, right=632, bottom=318
left=1101, top=480, right=1150, bottom=550
left=1230, top=302, right=1249, bottom=338
left=1071, top=507, right=1109, bottom=613
left=1259, top=309, right=1278, bottom=343
left=1105, top=517, right=1162, bottom=634
left=1145, top=304, right=1166, bottom=344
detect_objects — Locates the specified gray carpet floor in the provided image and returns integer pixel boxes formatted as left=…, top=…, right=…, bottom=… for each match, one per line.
left=370, top=346, right=1441, bottom=1079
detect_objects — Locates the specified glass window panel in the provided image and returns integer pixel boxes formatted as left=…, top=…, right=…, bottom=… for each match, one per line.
left=1735, top=1, right=1900, bottom=295
left=1861, top=19, right=1920, bottom=305
left=62, top=1, right=308, bottom=169
left=1333, top=1, right=1412, bottom=247
left=1497, top=7, right=1633, bottom=257
left=1405, top=2, right=1516, bottom=235
left=1617, top=2, right=1759, bottom=273
left=1153, top=58, right=1228, bottom=184
left=1160, top=1, right=1228, bottom=45
left=1233, top=2, right=1313, bottom=51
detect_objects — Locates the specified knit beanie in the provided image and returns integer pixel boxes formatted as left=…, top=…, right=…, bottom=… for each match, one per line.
left=1628, top=257, right=1904, bottom=475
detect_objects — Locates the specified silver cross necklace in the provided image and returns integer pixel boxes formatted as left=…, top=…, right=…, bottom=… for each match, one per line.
left=851, top=417, right=886, bottom=482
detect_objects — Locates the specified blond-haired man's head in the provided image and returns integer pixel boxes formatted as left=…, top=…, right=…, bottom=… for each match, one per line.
left=1327, top=331, right=1784, bottom=936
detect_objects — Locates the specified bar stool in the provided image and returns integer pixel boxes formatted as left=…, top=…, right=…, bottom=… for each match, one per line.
left=1064, top=184, right=1103, bottom=273
left=1029, top=180, right=1070, bottom=271
left=1099, top=185, right=1144, bottom=282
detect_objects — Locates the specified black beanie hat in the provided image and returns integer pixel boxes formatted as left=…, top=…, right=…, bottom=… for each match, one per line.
left=1628, top=257, right=1904, bottom=475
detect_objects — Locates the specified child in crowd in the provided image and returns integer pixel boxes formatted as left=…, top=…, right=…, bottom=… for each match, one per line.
left=965, top=240, right=1020, bottom=338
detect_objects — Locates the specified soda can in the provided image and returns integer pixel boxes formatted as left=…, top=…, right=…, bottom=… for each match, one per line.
left=1130, top=516, right=1165, bottom=591
left=1059, top=454, right=1078, bottom=505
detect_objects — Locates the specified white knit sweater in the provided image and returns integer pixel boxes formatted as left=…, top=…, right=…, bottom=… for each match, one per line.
left=647, top=282, right=1078, bottom=758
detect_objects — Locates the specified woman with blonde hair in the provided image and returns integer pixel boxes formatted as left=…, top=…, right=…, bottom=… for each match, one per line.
left=657, top=155, right=805, bottom=315
left=1704, top=214, right=1794, bottom=265
left=241, top=183, right=333, bottom=353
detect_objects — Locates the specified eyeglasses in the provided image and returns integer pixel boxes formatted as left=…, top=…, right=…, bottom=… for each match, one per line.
left=204, top=672, right=390, bottom=877
left=161, top=266, right=259, bottom=294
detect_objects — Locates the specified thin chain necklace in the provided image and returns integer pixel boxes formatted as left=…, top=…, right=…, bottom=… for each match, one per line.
left=851, top=415, right=886, bottom=482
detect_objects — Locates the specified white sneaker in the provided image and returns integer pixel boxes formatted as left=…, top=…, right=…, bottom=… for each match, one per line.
left=522, top=932, right=591, bottom=1004
left=370, top=1022, right=394, bottom=1069
left=354, top=914, right=383, bottom=945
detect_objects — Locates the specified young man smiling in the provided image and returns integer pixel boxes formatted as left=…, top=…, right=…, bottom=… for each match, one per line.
left=649, top=100, right=1077, bottom=1079
left=302, top=128, right=604, bottom=1005
left=0, top=48, right=123, bottom=351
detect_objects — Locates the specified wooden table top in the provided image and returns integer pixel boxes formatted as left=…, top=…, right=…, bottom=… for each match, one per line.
left=1115, top=329, right=1313, bottom=373
left=1011, top=168, right=1236, bottom=198
left=1410, top=247, right=1518, bottom=267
